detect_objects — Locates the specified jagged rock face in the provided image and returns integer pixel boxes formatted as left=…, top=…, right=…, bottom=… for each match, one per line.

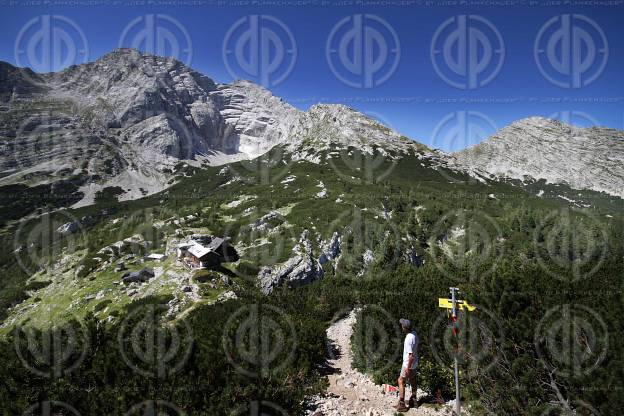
left=319, top=232, right=341, bottom=265
left=258, top=230, right=323, bottom=294
left=454, top=117, right=624, bottom=198
left=0, top=49, right=300, bottom=205
left=288, top=104, right=420, bottom=158
left=209, top=80, right=300, bottom=161
left=123, top=114, right=196, bottom=161
left=51, top=49, right=218, bottom=124
left=50, top=49, right=301, bottom=162
left=0, top=62, right=48, bottom=102
left=1, top=49, right=444, bottom=207
left=6, top=50, right=620, bottom=207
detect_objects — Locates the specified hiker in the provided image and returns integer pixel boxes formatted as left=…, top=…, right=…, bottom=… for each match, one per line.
left=395, top=318, right=419, bottom=412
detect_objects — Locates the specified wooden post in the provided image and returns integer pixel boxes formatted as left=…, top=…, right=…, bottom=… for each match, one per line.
left=451, top=287, right=461, bottom=416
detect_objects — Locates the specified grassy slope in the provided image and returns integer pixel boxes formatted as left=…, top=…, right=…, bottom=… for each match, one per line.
left=2, top=145, right=620, bottom=330
left=0, top=145, right=622, bottom=415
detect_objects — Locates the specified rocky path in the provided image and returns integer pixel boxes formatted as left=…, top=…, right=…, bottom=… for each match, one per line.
left=307, top=311, right=453, bottom=416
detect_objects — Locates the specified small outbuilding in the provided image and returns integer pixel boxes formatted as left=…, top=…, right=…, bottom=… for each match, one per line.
left=146, top=253, right=167, bottom=262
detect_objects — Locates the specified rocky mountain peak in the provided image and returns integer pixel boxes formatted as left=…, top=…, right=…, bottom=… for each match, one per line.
left=0, top=62, right=49, bottom=102
left=454, top=117, right=624, bottom=198
left=100, top=47, right=148, bottom=60
left=289, top=102, right=419, bottom=158
left=509, top=116, right=560, bottom=126
left=58, top=48, right=191, bottom=77
left=0, top=49, right=305, bottom=205
left=54, top=48, right=216, bottom=101
left=0, top=44, right=440, bottom=207
left=7, top=49, right=621, bottom=208
left=307, top=103, right=353, bottom=115
left=510, top=116, right=575, bottom=134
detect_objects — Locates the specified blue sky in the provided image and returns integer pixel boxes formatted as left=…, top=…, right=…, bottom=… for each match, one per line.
left=1, top=2, right=623, bottom=152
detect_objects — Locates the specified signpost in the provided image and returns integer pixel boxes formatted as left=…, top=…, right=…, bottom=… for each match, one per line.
left=438, top=297, right=476, bottom=312
left=438, top=287, right=476, bottom=416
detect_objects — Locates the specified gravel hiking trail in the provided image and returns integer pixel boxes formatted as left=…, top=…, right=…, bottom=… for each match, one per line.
left=307, top=310, right=454, bottom=416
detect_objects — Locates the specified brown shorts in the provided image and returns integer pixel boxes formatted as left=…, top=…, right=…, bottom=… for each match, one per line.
left=400, top=366, right=417, bottom=379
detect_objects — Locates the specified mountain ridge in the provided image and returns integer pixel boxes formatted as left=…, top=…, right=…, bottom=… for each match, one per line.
left=0, top=48, right=436, bottom=207
left=453, top=116, right=624, bottom=198
left=2, top=48, right=623, bottom=206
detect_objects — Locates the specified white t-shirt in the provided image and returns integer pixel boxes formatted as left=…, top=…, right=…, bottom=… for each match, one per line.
left=402, top=331, right=419, bottom=369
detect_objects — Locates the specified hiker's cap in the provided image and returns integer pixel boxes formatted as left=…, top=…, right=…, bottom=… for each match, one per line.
left=399, top=318, right=411, bottom=328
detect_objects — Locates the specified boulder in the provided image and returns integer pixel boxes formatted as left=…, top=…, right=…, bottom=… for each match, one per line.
left=217, top=290, right=237, bottom=302
left=121, top=267, right=155, bottom=284
left=362, top=249, right=374, bottom=266
left=56, top=221, right=79, bottom=235
left=249, top=211, right=283, bottom=232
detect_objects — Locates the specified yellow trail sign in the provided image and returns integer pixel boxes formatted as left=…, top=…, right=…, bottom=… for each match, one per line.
left=438, top=298, right=477, bottom=312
